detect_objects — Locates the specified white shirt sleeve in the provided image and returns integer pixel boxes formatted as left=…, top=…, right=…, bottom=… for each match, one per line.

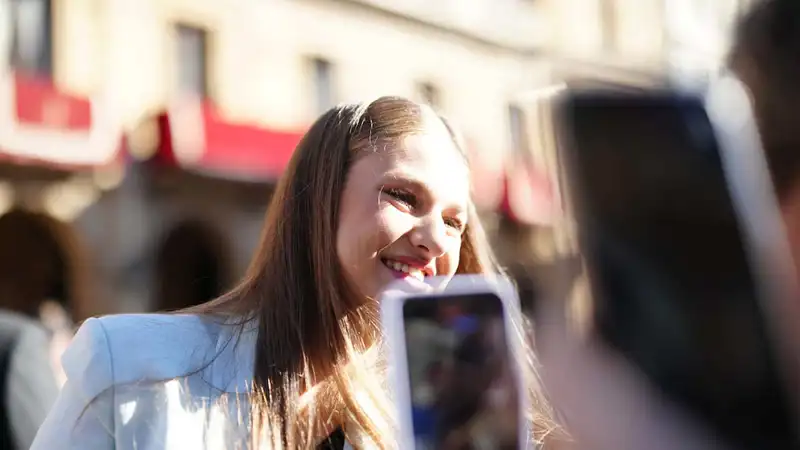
left=5, top=322, right=59, bottom=450
left=30, top=318, right=115, bottom=449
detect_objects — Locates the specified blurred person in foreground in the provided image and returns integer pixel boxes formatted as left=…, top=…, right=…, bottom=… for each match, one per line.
left=728, top=0, right=800, bottom=280
left=0, top=309, right=60, bottom=450
left=31, top=97, right=563, bottom=449
left=38, top=300, right=74, bottom=388
left=534, top=1, right=800, bottom=449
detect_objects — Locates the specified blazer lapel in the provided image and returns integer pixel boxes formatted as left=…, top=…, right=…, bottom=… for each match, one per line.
left=206, top=318, right=358, bottom=449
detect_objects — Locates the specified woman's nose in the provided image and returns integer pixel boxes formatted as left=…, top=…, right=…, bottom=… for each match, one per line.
left=408, top=214, right=449, bottom=257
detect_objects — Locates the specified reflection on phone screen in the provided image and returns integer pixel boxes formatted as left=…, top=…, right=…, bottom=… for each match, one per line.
left=403, top=293, right=520, bottom=450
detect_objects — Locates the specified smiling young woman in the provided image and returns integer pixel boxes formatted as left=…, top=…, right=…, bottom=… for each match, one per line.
left=31, top=97, right=562, bottom=449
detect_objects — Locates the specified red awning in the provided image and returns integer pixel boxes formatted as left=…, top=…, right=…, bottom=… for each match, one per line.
left=0, top=71, right=123, bottom=168
left=499, top=160, right=560, bottom=226
left=153, top=99, right=305, bottom=182
left=466, top=137, right=505, bottom=211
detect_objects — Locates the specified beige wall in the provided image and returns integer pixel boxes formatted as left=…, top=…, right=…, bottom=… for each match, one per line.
left=37, top=0, right=551, bottom=177
left=351, top=0, right=545, bottom=50
left=12, top=0, right=753, bottom=183
left=541, top=0, right=667, bottom=80
left=665, top=0, right=747, bottom=81
left=541, top=0, right=753, bottom=86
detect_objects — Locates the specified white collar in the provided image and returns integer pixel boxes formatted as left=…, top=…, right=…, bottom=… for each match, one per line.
left=208, top=317, right=356, bottom=449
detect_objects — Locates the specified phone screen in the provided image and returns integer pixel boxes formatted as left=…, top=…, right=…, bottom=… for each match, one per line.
left=559, top=91, right=797, bottom=449
left=402, top=293, right=521, bottom=450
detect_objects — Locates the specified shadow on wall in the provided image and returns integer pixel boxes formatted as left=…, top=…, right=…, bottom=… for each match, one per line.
left=0, top=208, right=91, bottom=321
left=154, top=220, right=232, bottom=312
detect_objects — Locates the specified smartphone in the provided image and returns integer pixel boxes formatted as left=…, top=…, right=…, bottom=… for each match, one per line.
left=381, top=275, right=530, bottom=450
left=552, top=77, right=800, bottom=449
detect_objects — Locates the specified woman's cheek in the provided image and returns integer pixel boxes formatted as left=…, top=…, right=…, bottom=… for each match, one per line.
left=440, top=240, right=462, bottom=276
left=375, top=207, right=415, bottom=241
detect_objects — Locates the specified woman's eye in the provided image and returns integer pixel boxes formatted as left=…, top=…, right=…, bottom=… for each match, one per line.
left=444, top=217, right=465, bottom=232
left=385, top=188, right=418, bottom=208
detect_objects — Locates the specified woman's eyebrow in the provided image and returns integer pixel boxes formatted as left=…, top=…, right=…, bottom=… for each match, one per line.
left=382, top=172, right=468, bottom=213
left=382, top=172, right=428, bottom=190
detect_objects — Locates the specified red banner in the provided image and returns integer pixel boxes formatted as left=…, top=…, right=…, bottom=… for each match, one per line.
left=0, top=72, right=122, bottom=169
left=155, top=100, right=305, bottom=182
left=14, top=74, right=92, bottom=130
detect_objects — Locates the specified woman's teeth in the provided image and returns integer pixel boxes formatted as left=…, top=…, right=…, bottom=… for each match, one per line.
left=383, top=259, right=425, bottom=281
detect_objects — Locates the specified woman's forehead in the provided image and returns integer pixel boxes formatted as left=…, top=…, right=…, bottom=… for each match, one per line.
left=394, top=131, right=467, bottom=174
left=361, top=133, right=471, bottom=206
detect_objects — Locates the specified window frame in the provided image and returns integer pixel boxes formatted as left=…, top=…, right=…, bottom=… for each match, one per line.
left=8, top=0, right=54, bottom=76
left=174, top=23, right=210, bottom=99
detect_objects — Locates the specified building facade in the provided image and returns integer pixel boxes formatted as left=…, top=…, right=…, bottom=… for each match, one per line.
left=0, top=0, right=551, bottom=318
left=0, top=0, right=757, bottom=319
left=496, top=0, right=757, bottom=269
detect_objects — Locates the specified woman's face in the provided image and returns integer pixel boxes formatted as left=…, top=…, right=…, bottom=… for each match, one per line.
left=336, top=114, right=471, bottom=300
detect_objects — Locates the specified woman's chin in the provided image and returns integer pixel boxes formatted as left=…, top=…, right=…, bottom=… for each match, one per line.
left=377, top=276, right=455, bottom=298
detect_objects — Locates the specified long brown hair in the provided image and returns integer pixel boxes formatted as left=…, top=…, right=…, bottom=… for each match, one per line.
left=191, top=96, right=558, bottom=448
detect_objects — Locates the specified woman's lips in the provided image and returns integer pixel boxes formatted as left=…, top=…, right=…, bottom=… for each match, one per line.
left=381, top=258, right=425, bottom=282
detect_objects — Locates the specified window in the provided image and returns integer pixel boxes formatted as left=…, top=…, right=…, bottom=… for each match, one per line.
left=600, top=0, right=617, bottom=52
left=417, top=82, right=441, bottom=109
left=508, top=104, right=529, bottom=156
left=175, top=24, right=208, bottom=97
left=737, top=0, right=754, bottom=18
left=311, top=57, right=334, bottom=115
left=8, top=0, right=53, bottom=75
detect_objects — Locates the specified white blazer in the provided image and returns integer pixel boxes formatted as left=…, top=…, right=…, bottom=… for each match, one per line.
left=30, top=313, right=355, bottom=449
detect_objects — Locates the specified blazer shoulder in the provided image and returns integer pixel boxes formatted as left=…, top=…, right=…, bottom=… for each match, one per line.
left=64, top=313, right=221, bottom=400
